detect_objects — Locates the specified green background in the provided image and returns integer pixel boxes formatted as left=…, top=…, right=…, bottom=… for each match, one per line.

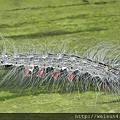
left=0, top=0, right=120, bottom=113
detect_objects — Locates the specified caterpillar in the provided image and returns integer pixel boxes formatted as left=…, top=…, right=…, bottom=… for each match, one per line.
left=0, top=37, right=120, bottom=95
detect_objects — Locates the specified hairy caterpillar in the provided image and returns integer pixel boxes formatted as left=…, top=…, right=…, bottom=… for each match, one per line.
left=0, top=37, right=120, bottom=95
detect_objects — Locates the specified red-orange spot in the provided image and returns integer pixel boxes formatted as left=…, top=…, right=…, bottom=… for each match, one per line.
left=104, top=84, right=108, bottom=91
left=38, top=70, right=45, bottom=77
left=54, top=72, right=60, bottom=79
left=25, top=70, right=31, bottom=76
left=69, top=74, right=75, bottom=81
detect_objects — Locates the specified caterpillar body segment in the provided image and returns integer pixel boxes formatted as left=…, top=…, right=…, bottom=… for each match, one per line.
left=0, top=52, right=119, bottom=95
